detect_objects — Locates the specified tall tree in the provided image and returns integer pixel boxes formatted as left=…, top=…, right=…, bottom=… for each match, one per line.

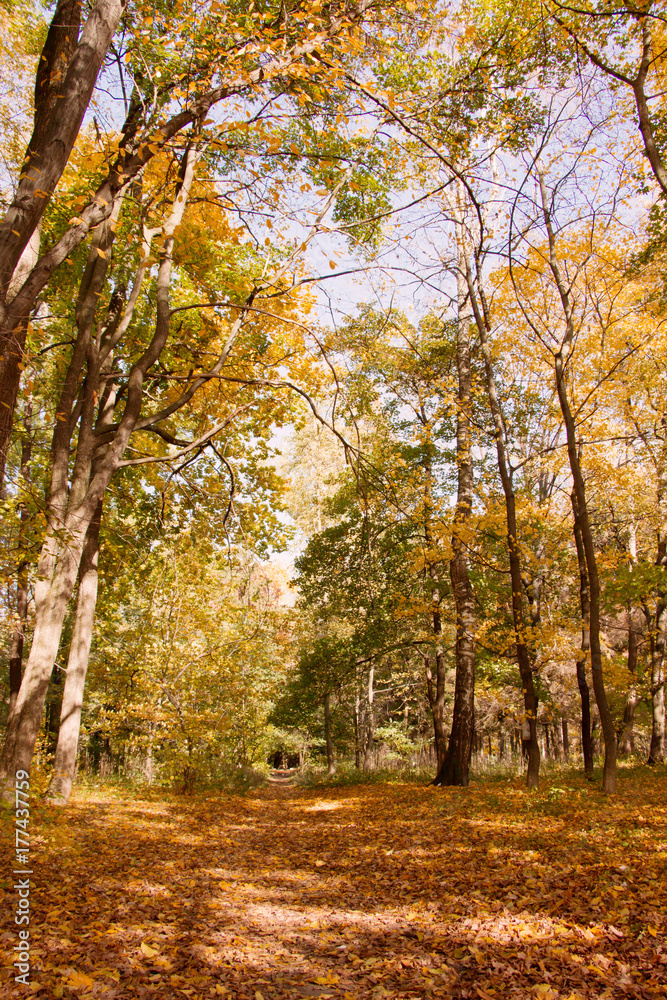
left=434, top=224, right=476, bottom=787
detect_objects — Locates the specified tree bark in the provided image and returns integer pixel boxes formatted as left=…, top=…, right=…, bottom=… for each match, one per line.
left=647, top=606, right=666, bottom=764
left=354, top=691, right=361, bottom=769
left=572, top=492, right=595, bottom=777
left=619, top=610, right=639, bottom=756
left=363, top=663, right=375, bottom=771
left=323, top=690, right=335, bottom=777
left=425, top=653, right=447, bottom=768
left=8, top=407, right=32, bottom=719
left=44, top=500, right=102, bottom=804
left=434, top=239, right=475, bottom=787
left=562, top=718, right=570, bottom=760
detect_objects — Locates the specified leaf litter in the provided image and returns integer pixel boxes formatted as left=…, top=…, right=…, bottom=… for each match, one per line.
left=1, top=768, right=666, bottom=999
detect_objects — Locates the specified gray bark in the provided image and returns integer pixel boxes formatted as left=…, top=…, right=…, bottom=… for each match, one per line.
left=363, top=663, right=375, bottom=771
left=648, top=604, right=666, bottom=764
left=324, top=691, right=335, bottom=777
left=7, top=405, right=32, bottom=719
left=44, top=500, right=102, bottom=804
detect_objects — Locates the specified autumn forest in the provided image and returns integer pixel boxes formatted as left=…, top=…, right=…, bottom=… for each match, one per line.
left=0, top=0, right=666, bottom=996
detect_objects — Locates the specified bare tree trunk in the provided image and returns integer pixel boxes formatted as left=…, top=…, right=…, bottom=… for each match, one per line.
left=363, top=663, right=375, bottom=771
left=323, top=690, right=335, bottom=777
left=648, top=607, right=666, bottom=764
left=425, top=653, right=447, bottom=768
left=562, top=718, right=570, bottom=760
left=7, top=406, right=32, bottom=719
left=43, top=500, right=102, bottom=804
left=422, top=426, right=448, bottom=770
left=434, top=243, right=475, bottom=788
left=619, top=609, right=639, bottom=756
left=572, top=492, right=594, bottom=777
left=0, top=514, right=92, bottom=793
left=354, top=691, right=361, bottom=769
left=559, top=362, right=616, bottom=791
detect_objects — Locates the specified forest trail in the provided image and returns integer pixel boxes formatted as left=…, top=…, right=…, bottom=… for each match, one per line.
left=2, top=772, right=666, bottom=999
left=267, top=769, right=299, bottom=787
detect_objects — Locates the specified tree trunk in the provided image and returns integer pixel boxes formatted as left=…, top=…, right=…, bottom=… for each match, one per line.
left=7, top=409, right=32, bottom=719
left=43, top=500, right=102, bottom=804
left=463, top=238, right=540, bottom=787
left=434, top=241, right=475, bottom=787
left=422, top=420, right=448, bottom=770
left=0, top=0, right=125, bottom=486
left=619, top=610, right=639, bottom=756
left=46, top=663, right=63, bottom=755
left=560, top=394, right=616, bottom=792
left=0, top=511, right=93, bottom=796
left=571, top=492, right=594, bottom=776
left=323, top=690, right=335, bottom=777
left=354, top=692, right=361, bottom=769
left=539, top=171, right=616, bottom=793
left=425, top=653, right=447, bottom=768
left=562, top=718, right=570, bottom=760
left=648, top=607, right=666, bottom=764
left=363, top=663, right=375, bottom=771
left=0, top=148, right=199, bottom=801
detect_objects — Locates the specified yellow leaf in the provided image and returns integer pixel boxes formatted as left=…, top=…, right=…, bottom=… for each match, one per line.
left=97, top=248, right=107, bottom=259
left=315, top=859, right=325, bottom=866
left=329, top=261, right=336, bottom=269
left=141, top=941, right=159, bottom=957
left=648, top=926, right=658, bottom=936
left=290, top=143, right=300, bottom=154
left=66, top=970, right=95, bottom=990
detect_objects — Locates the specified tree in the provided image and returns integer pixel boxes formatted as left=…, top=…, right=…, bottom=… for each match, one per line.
left=0, top=0, right=381, bottom=486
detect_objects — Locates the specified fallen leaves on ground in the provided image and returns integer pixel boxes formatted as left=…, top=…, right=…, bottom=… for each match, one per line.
left=1, top=766, right=667, bottom=999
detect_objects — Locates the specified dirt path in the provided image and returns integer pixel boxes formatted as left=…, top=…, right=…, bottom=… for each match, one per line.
left=1, top=774, right=666, bottom=998
left=267, top=769, right=298, bottom=786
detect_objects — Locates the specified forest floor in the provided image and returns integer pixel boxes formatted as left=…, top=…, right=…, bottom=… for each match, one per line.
left=1, top=766, right=666, bottom=1000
